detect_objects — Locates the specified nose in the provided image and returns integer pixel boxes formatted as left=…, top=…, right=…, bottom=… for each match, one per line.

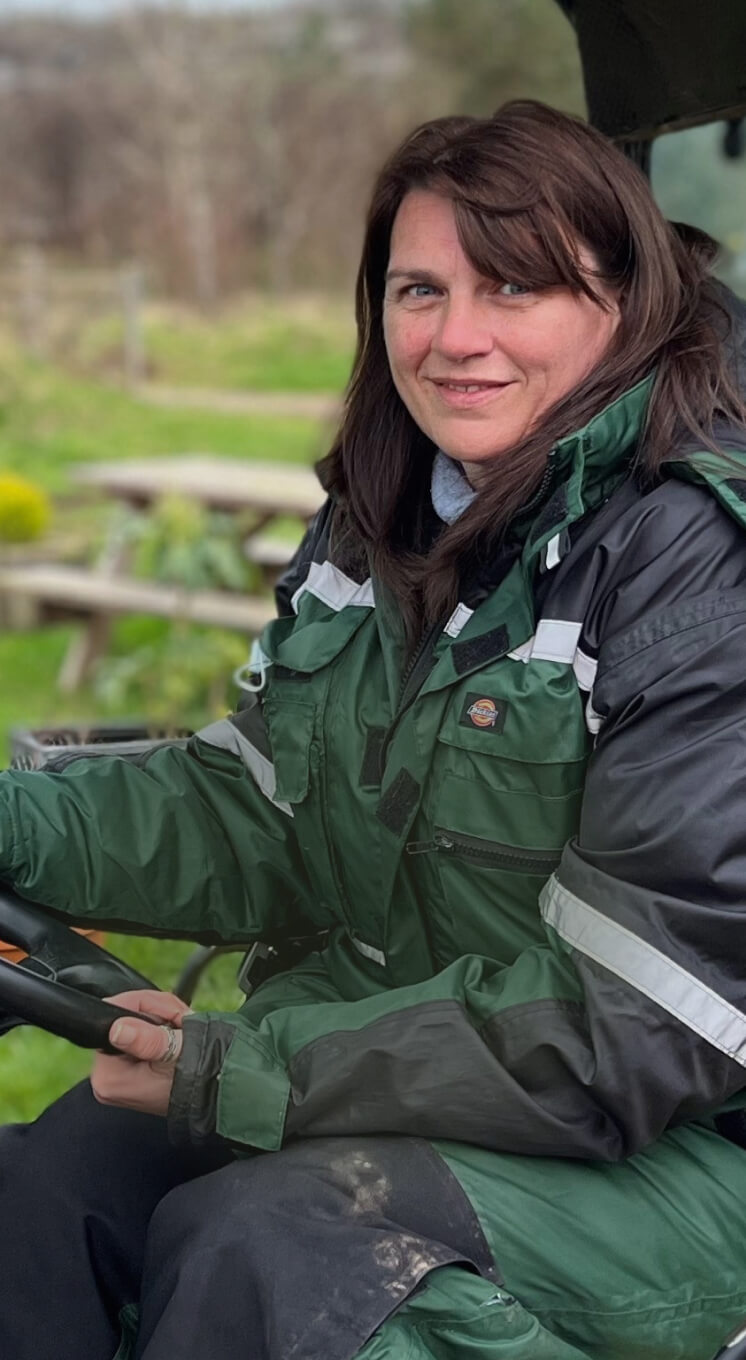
left=433, top=297, right=493, bottom=363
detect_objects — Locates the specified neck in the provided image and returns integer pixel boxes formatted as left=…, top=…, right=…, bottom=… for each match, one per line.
left=460, top=459, right=490, bottom=489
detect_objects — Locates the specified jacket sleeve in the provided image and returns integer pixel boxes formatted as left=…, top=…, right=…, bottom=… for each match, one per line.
left=0, top=697, right=314, bottom=943
left=168, top=483, right=746, bottom=1160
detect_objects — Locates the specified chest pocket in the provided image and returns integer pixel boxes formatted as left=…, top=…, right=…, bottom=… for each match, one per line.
left=429, top=662, right=591, bottom=860
left=263, top=693, right=316, bottom=805
left=417, top=666, right=591, bottom=964
left=260, top=598, right=374, bottom=808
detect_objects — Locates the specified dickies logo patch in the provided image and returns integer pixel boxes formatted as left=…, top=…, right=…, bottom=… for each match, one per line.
left=459, top=693, right=508, bottom=734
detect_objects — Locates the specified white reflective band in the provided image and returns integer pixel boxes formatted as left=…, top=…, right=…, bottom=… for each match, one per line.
left=508, top=621, right=583, bottom=665
left=572, top=647, right=597, bottom=692
left=509, top=622, right=592, bottom=683
left=541, top=875, right=746, bottom=1066
left=197, top=720, right=293, bottom=818
left=545, top=533, right=562, bottom=570
left=444, top=603, right=474, bottom=639
left=531, top=618, right=582, bottom=662
left=585, top=697, right=603, bottom=735
left=291, top=560, right=375, bottom=614
left=351, top=935, right=387, bottom=966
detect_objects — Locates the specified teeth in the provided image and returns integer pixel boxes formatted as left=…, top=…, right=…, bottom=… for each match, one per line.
left=445, top=383, right=489, bottom=392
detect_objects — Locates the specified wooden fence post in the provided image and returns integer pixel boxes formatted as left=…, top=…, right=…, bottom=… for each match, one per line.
left=17, top=245, right=47, bottom=359
left=120, top=262, right=146, bottom=386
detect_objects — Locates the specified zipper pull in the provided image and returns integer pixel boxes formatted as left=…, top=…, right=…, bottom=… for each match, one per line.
left=405, top=833, right=455, bottom=855
left=406, top=839, right=437, bottom=855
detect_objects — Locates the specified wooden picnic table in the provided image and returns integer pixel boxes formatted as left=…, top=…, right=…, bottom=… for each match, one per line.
left=0, top=456, right=325, bottom=692
left=73, top=456, right=325, bottom=528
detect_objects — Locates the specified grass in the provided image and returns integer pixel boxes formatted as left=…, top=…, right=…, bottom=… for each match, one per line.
left=0, top=345, right=328, bottom=497
left=55, top=291, right=355, bottom=394
left=0, top=296, right=348, bottom=1121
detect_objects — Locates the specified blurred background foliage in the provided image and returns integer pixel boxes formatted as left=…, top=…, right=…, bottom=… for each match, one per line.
left=0, top=0, right=744, bottom=1117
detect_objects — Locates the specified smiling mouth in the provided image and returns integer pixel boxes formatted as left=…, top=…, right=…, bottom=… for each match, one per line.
left=430, top=380, right=512, bottom=392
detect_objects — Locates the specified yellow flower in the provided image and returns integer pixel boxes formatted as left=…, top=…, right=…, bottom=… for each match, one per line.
left=0, top=474, right=51, bottom=542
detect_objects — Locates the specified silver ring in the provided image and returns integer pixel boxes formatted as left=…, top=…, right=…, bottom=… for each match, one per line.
left=158, top=1026, right=181, bottom=1066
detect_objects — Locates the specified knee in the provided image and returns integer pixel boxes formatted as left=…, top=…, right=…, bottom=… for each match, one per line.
left=146, top=1151, right=327, bottom=1269
left=147, top=1158, right=260, bottom=1259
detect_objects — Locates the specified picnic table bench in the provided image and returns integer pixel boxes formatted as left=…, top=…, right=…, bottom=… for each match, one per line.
left=73, top=456, right=324, bottom=524
left=0, top=456, right=324, bottom=691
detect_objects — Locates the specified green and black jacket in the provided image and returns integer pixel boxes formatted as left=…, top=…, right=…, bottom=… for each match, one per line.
left=3, top=377, right=746, bottom=1162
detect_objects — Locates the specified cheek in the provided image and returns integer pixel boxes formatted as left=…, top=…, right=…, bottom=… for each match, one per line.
left=543, top=309, right=616, bottom=389
left=384, top=314, right=429, bottom=378
left=576, top=300, right=619, bottom=360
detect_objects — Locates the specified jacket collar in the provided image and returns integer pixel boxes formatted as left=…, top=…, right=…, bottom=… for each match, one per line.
left=520, top=374, right=654, bottom=567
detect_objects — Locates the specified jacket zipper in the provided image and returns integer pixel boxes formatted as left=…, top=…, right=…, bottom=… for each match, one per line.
left=379, top=620, right=444, bottom=771
left=317, top=741, right=356, bottom=929
left=396, top=621, right=443, bottom=715
left=406, top=828, right=561, bottom=875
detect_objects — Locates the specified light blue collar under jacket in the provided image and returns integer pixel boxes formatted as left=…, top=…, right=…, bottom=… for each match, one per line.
left=430, top=451, right=478, bottom=524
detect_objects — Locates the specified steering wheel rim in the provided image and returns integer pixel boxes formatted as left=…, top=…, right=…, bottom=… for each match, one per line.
left=0, top=886, right=160, bottom=1050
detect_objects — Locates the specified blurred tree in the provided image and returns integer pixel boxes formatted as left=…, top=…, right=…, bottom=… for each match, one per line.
left=405, top=0, right=583, bottom=116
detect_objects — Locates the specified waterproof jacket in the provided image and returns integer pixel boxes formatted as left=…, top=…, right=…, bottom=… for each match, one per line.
left=2, top=377, right=746, bottom=1163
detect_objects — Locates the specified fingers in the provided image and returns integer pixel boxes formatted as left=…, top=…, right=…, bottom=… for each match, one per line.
left=91, top=1024, right=181, bottom=1115
left=91, top=988, right=189, bottom=1114
left=108, top=1016, right=184, bottom=1065
left=104, top=988, right=191, bottom=1027
left=104, top=990, right=189, bottom=1065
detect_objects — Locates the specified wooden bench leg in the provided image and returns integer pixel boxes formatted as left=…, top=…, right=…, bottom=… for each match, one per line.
left=0, top=592, right=40, bottom=630
left=58, top=613, right=113, bottom=693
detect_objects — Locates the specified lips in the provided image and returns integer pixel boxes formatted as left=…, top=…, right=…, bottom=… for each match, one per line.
left=427, top=378, right=514, bottom=408
left=430, top=379, right=510, bottom=390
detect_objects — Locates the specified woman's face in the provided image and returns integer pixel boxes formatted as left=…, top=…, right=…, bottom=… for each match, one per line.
left=382, top=190, right=620, bottom=484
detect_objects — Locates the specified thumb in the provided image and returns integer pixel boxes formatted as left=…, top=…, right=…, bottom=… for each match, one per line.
left=109, top=1018, right=181, bottom=1064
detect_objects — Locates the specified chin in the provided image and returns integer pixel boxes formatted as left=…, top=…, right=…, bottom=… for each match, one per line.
left=444, top=446, right=511, bottom=465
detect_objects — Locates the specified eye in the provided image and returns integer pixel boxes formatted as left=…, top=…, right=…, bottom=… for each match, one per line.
left=497, top=282, right=532, bottom=297
left=404, top=283, right=440, bottom=299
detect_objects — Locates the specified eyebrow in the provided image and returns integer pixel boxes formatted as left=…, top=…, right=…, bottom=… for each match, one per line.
left=384, top=268, right=443, bottom=286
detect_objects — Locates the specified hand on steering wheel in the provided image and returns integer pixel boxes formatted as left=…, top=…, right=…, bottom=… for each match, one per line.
left=91, top=987, right=190, bottom=1116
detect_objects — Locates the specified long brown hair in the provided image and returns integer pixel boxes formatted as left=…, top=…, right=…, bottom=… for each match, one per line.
left=319, top=100, right=746, bottom=634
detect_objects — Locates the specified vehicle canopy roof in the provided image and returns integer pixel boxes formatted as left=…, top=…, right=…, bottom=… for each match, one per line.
left=556, top=0, right=746, bottom=142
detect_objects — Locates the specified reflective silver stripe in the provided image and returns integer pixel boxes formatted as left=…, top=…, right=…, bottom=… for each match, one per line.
left=541, top=874, right=746, bottom=1066
left=585, top=697, right=604, bottom=735
left=531, top=618, right=582, bottom=662
left=291, top=560, right=375, bottom=614
left=444, top=602, right=474, bottom=639
left=197, top=719, right=293, bottom=818
left=572, top=647, right=597, bottom=692
left=351, top=935, right=387, bottom=966
left=545, top=532, right=562, bottom=570
left=507, top=619, right=582, bottom=665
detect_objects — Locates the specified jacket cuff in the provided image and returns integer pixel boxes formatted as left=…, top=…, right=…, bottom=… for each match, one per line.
left=167, top=1013, right=236, bottom=1148
left=215, top=1024, right=292, bottom=1150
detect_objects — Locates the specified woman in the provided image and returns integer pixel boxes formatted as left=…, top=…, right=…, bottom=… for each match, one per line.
left=1, top=100, right=746, bottom=1360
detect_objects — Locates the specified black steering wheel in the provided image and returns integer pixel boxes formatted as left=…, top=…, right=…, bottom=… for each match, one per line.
left=0, top=886, right=160, bottom=1052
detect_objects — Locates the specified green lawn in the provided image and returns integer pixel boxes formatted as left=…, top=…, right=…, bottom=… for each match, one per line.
left=61, top=292, right=355, bottom=394
left=0, top=299, right=348, bottom=1121
left=0, top=344, right=328, bottom=496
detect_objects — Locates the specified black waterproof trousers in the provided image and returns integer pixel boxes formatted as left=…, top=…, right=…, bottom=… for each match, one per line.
left=0, top=1082, right=494, bottom=1360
